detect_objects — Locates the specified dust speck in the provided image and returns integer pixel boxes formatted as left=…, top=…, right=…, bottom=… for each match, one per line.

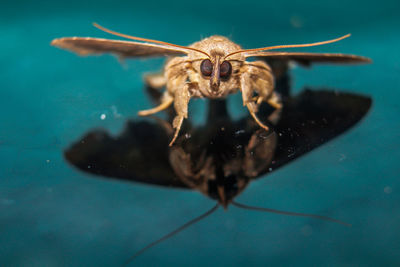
left=384, top=186, right=392, bottom=194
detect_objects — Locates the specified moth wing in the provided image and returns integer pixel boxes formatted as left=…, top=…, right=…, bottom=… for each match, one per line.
left=51, top=37, right=187, bottom=58
left=261, top=89, right=372, bottom=174
left=64, top=120, right=189, bottom=188
left=246, top=52, right=371, bottom=66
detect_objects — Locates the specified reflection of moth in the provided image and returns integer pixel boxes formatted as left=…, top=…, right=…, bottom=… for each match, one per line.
left=65, top=91, right=372, bottom=208
left=51, top=23, right=371, bottom=145
left=65, top=89, right=371, bottom=262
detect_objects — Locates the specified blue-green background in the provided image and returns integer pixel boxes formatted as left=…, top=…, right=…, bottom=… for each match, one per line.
left=1, top=0, right=399, bottom=266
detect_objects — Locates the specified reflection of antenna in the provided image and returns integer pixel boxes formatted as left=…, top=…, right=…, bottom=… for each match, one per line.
left=232, top=201, right=351, bottom=227
left=123, top=204, right=219, bottom=266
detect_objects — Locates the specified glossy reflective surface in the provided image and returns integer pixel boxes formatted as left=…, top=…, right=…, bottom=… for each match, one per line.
left=1, top=1, right=399, bottom=266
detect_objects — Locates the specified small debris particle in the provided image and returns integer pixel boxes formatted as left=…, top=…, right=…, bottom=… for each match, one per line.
left=384, top=186, right=392, bottom=194
left=290, top=15, right=304, bottom=28
left=235, top=129, right=245, bottom=136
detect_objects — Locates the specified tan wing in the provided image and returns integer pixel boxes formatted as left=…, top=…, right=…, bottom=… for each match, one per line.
left=51, top=37, right=188, bottom=58
left=245, top=52, right=371, bottom=65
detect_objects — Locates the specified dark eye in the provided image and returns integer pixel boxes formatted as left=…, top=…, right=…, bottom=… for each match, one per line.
left=200, top=59, right=213, bottom=77
left=220, top=61, right=232, bottom=79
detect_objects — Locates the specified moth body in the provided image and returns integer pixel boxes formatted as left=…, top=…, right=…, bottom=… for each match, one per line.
left=145, top=35, right=278, bottom=144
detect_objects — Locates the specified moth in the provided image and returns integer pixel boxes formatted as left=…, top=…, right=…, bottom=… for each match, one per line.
left=65, top=88, right=372, bottom=263
left=51, top=23, right=371, bottom=145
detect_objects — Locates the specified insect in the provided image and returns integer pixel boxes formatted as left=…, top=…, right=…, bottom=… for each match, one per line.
left=51, top=23, right=371, bottom=145
left=65, top=88, right=372, bottom=264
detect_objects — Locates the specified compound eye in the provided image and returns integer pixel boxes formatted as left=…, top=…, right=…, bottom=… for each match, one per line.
left=220, top=61, right=232, bottom=79
left=200, top=59, right=213, bottom=77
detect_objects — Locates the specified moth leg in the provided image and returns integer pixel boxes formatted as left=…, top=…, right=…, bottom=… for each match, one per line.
left=246, top=102, right=270, bottom=131
left=144, top=72, right=167, bottom=89
left=162, top=56, right=200, bottom=145
left=252, top=63, right=282, bottom=124
left=240, top=66, right=270, bottom=131
left=162, top=57, right=193, bottom=145
left=247, top=61, right=275, bottom=102
left=266, top=91, right=282, bottom=124
left=170, top=83, right=195, bottom=146
left=144, top=73, right=167, bottom=104
left=170, top=116, right=184, bottom=146
left=138, top=91, right=174, bottom=116
left=267, top=91, right=282, bottom=109
left=242, top=61, right=283, bottom=125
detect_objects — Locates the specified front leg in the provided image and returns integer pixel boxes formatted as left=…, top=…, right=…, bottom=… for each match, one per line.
left=170, top=82, right=197, bottom=146
left=240, top=61, right=282, bottom=126
left=240, top=70, right=270, bottom=131
left=163, top=57, right=196, bottom=146
left=138, top=91, right=174, bottom=116
left=144, top=72, right=166, bottom=90
left=143, top=72, right=169, bottom=107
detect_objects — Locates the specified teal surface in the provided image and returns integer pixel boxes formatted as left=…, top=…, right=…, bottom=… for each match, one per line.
left=1, top=0, right=399, bottom=266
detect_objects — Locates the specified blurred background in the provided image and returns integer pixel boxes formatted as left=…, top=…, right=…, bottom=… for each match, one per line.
left=1, top=0, right=399, bottom=266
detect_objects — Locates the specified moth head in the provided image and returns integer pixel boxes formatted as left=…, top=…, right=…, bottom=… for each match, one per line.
left=184, top=36, right=244, bottom=97
left=200, top=57, right=233, bottom=93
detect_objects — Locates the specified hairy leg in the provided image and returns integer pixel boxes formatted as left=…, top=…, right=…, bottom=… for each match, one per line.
left=241, top=61, right=282, bottom=126
left=170, top=82, right=196, bottom=146
left=240, top=63, right=271, bottom=131
left=144, top=72, right=166, bottom=89
left=139, top=56, right=195, bottom=145
left=138, top=91, right=174, bottom=116
left=163, top=57, right=194, bottom=146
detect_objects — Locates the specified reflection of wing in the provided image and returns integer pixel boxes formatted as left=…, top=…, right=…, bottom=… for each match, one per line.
left=64, top=90, right=371, bottom=189
left=262, top=54, right=370, bottom=97
left=247, top=52, right=371, bottom=66
left=64, top=121, right=188, bottom=188
left=265, top=89, right=372, bottom=173
left=51, top=38, right=187, bottom=57
left=263, top=59, right=291, bottom=97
